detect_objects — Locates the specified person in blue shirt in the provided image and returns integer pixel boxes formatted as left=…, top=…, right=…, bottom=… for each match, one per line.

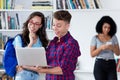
left=13, top=11, right=49, bottom=80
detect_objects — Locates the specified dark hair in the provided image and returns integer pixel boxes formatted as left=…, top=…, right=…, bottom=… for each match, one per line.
left=22, top=12, right=49, bottom=48
left=96, top=16, right=117, bottom=37
left=53, top=10, right=72, bottom=23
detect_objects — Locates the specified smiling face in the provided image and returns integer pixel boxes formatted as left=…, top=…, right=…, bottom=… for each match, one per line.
left=28, top=16, right=42, bottom=33
left=102, top=23, right=111, bottom=35
left=52, top=18, right=70, bottom=38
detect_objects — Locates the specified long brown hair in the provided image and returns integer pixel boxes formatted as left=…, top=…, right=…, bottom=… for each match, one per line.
left=21, top=11, right=49, bottom=48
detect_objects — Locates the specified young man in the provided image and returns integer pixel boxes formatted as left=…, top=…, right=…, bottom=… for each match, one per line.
left=23, top=10, right=81, bottom=80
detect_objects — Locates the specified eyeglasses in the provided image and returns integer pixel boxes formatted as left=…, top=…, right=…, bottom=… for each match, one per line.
left=28, top=20, right=41, bottom=27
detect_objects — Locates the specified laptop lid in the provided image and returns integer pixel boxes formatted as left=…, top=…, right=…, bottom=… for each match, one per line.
left=15, top=47, right=47, bottom=66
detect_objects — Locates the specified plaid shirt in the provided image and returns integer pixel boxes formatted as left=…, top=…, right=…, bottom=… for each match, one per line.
left=46, top=32, right=81, bottom=80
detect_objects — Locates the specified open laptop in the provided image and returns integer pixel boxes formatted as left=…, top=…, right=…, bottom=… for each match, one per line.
left=15, top=47, right=48, bottom=67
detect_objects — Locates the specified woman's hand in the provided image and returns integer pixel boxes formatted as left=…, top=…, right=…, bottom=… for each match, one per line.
left=100, top=44, right=113, bottom=51
left=107, top=44, right=113, bottom=51
left=16, top=65, right=23, bottom=72
left=29, top=32, right=36, bottom=43
left=28, top=32, right=36, bottom=47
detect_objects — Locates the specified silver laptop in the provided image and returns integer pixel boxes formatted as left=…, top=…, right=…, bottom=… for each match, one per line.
left=15, top=47, right=47, bottom=66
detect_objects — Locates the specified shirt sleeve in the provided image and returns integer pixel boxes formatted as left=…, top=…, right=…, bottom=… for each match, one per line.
left=12, top=35, right=22, bottom=47
left=90, top=36, right=97, bottom=46
left=112, top=35, right=119, bottom=45
left=60, top=41, right=81, bottom=75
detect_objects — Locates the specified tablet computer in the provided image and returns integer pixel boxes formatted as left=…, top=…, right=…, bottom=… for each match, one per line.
left=15, top=47, right=47, bottom=67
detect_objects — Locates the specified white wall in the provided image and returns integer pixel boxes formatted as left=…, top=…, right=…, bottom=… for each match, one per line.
left=69, top=10, right=120, bottom=72
left=100, top=0, right=120, bottom=9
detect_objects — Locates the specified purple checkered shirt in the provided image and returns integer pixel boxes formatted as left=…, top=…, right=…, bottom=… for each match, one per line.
left=46, top=32, right=81, bottom=80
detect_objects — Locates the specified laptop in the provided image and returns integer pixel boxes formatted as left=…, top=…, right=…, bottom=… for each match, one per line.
left=15, top=47, right=48, bottom=67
